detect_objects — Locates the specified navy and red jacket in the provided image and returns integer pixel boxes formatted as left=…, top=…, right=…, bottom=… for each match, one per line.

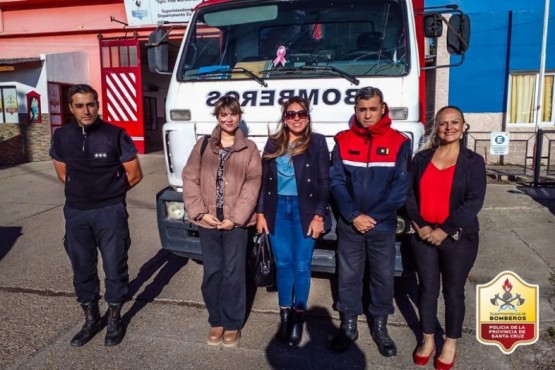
left=329, top=107, right=411, bottom=232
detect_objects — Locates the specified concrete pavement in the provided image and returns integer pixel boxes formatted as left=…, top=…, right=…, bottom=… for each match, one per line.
left=0, top=153, right=554, bottom=369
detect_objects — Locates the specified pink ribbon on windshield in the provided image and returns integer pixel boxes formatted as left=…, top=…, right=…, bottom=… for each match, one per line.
left=273, top=45, right=287, bottom=67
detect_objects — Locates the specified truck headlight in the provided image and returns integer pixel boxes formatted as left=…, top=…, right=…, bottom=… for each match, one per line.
left=166, top=201, right=187, bottom=220
left=396, top=215, right=406, bottom=234
left=170, top=109, right=191, bottom=121
left=389, top=107, right=408, bottom=120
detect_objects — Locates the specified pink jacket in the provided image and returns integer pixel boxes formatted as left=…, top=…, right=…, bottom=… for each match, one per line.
left=182, top=125, right=262, bottom=228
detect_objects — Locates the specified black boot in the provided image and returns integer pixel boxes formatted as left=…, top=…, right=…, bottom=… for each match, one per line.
left=105, top=303, right=124, bottom=347
left=330, top=313, right=358, bottom=353
left=277, top=308, right=292, bottom=342
left=287, top=310, right=304, bottom=347
left=370, top=316, right=397, bottom=357
left=70, top=301, right=101, bottom=347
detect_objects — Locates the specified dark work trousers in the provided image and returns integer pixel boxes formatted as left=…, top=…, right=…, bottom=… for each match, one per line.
left=410, top=232, right=479, bottom=338
left=63, top=202, right=131, bottom=304
left=336, top=217, right=396, bottom=317
left=198, top=225, right=248, bottom=330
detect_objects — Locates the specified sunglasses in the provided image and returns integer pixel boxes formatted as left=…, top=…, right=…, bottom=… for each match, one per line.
left=284, top=110, right=308, bottom=120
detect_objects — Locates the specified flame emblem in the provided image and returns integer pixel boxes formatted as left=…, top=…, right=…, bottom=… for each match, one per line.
left=490, top=277, right=524, bottom=312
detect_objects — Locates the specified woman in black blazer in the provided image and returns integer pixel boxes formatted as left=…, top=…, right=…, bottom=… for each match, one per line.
left=256, top=96, right=330, bottom=347
left=406, top=106, right=486, bottom=370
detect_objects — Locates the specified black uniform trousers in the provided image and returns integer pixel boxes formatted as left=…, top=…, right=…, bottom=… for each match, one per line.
left=63, top=202, right=131, bottom=304
left=198, top=226, right=248, bottom=330
left=410, top=232, right=479, bottom=338
left=336, top=218, right=396, bottom=317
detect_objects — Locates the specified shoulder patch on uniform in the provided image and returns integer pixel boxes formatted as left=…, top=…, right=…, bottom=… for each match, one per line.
left=336, top=129, right=350, bottom=137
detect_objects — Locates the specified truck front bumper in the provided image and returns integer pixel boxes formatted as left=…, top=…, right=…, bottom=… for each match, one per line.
left=156, top=187, right=413, bottom=276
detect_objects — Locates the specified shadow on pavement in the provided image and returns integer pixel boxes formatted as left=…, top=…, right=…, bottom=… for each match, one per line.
left=516, top=185, right=555, bottom=215
left=393, top=274, right=421, bottom=340
left=0, top=226, right=22, bottom=261
left=266, top=306, right=366, bottom=369
left=393, top=273, right=446, bottom=354
left=121, top=250, right=189, bottom=333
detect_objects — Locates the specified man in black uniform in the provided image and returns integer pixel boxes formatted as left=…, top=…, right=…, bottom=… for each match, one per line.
left=50, top=84, right=143, bottom=347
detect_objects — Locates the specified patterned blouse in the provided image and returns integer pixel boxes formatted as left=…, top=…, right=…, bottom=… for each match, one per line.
left=216, top=146, right=233, bottom=209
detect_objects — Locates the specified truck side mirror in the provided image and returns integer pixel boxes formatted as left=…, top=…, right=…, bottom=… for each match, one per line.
left=147, top=29, right=169, bottom=73
left=423, top=14, right=443, bottom=38
left=447, top=14, right=470, bottom=55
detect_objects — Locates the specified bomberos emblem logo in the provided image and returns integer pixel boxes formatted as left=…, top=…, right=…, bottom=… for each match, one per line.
left=476, top=271, right=539, bottom=354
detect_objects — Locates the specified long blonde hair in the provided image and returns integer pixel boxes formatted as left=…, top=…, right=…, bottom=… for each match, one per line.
left=263, top=97, right=312, bottom=159
left=420, top=105, right=466, bottom=150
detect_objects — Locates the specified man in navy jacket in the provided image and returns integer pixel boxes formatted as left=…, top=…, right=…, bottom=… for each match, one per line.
left=50, top=84, right=143, bottom=347
left=329, top=86, right=411, bottom=356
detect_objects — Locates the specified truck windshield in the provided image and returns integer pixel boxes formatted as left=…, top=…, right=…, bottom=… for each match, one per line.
left=177, top=0, right=409, bottom=82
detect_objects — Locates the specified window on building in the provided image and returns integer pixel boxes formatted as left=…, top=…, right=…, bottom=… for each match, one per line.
left=0, top=86, right=19, bottom=124
left=101, top=45, right=139, bottom=68
left=143, top=96, right=157, bottom=130
left=509, top=72, right=554, bottom=125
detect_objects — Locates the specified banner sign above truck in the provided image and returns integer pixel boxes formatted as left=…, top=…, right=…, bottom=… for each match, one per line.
left=124, top=0, right=202, bottom=26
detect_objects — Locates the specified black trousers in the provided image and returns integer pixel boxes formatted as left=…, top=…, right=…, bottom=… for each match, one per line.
left=336, top=218, right=396, bottom=317
left=198, top=226, right=248, bottom=330
left=410, top=232, right=479, bottom=338
left=63, top=202, right=131, bottom=304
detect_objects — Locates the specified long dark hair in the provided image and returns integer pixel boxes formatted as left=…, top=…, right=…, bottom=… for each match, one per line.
left=263, top=96, right=312, bottom=159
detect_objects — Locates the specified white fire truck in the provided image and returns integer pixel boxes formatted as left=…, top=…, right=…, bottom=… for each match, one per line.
left=148, top=0, right=470, bottom=274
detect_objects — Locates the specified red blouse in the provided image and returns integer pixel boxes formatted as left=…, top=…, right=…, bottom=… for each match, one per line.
left=419, top=162, right=455, bottom=224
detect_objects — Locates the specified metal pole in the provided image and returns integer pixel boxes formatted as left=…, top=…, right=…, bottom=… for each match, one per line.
left=534, top=0, right=550, bottom=131
left=532, top=0, right=550, bottom=186
left=534, top=129, right=543, bottom=186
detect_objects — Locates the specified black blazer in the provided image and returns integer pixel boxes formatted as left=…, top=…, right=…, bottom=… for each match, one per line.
left=256, top=133, right=331, bottom=234
left=406, top=146, right=486, bottom=236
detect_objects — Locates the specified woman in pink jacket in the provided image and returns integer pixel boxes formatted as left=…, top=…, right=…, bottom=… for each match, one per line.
left=182, top=96, right=262, bottom=348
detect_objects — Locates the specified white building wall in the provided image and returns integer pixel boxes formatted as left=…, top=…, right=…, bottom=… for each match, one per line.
left=45, top=52, right=89, bottom=85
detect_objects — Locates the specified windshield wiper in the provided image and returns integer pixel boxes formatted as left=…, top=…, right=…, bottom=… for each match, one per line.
left=302, top=65, right=360, bottom=85
left=262, top=65, right=359, bottom=85
left=197, top=67, right=267, bottom=87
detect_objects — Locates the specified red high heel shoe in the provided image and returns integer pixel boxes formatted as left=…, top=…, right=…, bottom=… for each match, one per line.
left=413, top=346, right=436, bottom=366
left=434, top=354, right=456, bottom=370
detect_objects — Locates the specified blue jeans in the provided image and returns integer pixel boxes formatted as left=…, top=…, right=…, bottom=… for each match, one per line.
left=269, top=195, right=316, bottom=310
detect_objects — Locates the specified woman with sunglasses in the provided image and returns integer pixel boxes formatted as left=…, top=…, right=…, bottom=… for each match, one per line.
left=256, top=96, right=331, bottom=347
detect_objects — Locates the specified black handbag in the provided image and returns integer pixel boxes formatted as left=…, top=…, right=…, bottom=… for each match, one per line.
left=251, top=232, right=276, bottom=287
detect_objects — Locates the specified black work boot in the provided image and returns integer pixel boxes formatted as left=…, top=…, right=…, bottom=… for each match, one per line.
left=370, top=316, right=397, bottom=357
left=287, top=310, right=304, bottom=347
left=277, top=308, right=292, bottom=342
left=105, top=303, right=124, bottom=347
left=70, top=301, right=101, bottom=347
left=330, top=313, right=358, bottom=353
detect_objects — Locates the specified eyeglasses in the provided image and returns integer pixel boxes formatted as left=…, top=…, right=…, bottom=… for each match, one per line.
left=284, top=110, right=308, bottom=120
